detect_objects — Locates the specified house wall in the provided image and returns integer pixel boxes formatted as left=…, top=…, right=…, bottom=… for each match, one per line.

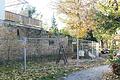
left=17, top=27, right=48, bottom=38
left=26, top=37, right=68, bottom=55
left=0, top=26, right=71, bottom=61
left=0, top=18, right=71, bottom=60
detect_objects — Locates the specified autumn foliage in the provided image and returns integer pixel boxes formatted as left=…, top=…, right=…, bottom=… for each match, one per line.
left=57, top=0, right=97, bottom=38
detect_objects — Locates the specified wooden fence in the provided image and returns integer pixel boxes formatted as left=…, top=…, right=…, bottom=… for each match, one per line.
left=5, top=11, right=42, bottom=27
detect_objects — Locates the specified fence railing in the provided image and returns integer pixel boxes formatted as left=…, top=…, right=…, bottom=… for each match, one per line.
left=5, top=11, right=42, bottom=27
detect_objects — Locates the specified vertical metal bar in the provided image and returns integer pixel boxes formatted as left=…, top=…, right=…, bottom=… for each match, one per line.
left=92, top=41, right=93, bottom=55
left=82, top=42, right=83, bottom=50
left=77, top=39, right=79, bottom=66
left=96, top=43, right=99, bottom=58
left=23, top=37, right=27, bottom=71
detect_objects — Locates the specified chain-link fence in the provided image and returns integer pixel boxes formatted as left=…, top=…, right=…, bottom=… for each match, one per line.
left=22, top=37, right=68, bottom=69
left=0, top=38, right=23, bottom=68
left=0, top=35, right=100, bottom=70
left=27, top=38, right=59, bottom=61
left=0, top=36, right=69, bottom=70
left=79, top=40, right=99, bottom=58
left=72, top=39, right=100, bottom=59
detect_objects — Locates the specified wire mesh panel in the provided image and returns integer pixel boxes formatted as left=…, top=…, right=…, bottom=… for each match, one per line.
left=79, top=40, right=99, bottom=59
left=0, top=36, right=69, bottom=70
left=26, top=38, right=58, bottom=62
left=0, top=38, right=23, bottom=67
left=25, top=37, right=68, bottom=69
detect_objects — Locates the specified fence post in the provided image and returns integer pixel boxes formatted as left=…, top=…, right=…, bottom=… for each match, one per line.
left=23, top=37, right=27, bottom=71
left=92, top=41, right=93, bottom=55
left=76, top=39, right=79, bottom=66
left=96, top=42, right=99, bottom=58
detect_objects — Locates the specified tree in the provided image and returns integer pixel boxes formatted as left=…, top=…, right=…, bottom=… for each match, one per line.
left=84, top=29, right=97, bottom=42
left=93, top=0, right=120, bottom=48
left=49, top=14, right=59, bottom=36
left=96, top=0, right=120, bottom=29
left=21, top=5, right=36, bottom=18
left=56, top=0, right=97, bottom=38
left=60, top=27, right=70, bottom=36
left=28, top=6, right=36, bottom=18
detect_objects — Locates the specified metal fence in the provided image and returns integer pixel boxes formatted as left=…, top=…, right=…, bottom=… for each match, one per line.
left=24, top=37, right=69, bottom=69
left=26, top=38, right=58, bottom=62
left=0, top=38, right=23, bottom=68
left=79, top=40, right=99, bottom=58
left=71, top=39, right=100, bottom=64
left=0, top=37, right=100, bottom=70
left=0, top=37, right=69, bottom=70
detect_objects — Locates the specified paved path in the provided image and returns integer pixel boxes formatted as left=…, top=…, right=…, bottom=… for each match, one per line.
left=60, top=65, right=111, bottom=80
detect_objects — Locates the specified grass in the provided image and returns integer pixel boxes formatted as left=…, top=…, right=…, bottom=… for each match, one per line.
left=0, top=63, right=81, bottom=80
left=0, top=58, right=106, bottom=80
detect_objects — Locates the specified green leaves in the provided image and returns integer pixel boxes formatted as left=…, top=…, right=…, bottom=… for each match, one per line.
left=94, top=0, right=120, bottom=40
left=94, top=2, right=120, bottom=42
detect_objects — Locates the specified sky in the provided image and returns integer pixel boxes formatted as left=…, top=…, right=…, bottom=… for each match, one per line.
left=4, top=0, right=109, bottom=30
left=0, top=0, right=5, bottom=20
left=5, top=0, right=64, bottom=29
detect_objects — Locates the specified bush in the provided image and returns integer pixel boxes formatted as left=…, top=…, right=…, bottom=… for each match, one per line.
left=108, top=49, right=120, bottom=76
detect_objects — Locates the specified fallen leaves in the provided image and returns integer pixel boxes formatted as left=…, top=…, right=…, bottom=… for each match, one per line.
left=102, top=72, right=120, bottom=80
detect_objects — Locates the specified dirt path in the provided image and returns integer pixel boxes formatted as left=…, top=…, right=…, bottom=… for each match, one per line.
left=60, top=65, right=111, bottom=80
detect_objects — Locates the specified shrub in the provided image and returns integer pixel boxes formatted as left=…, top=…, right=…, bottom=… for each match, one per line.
left=108, top=49, right=120, bottom=76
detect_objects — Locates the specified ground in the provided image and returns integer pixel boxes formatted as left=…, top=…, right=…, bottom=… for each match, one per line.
left=0, top=58, right=106, bottom=80
left=102, top=71, right=120, bottom=80
left=59, top=65, right=110, bottom=80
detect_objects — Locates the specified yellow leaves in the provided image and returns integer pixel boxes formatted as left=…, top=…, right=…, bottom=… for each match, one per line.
left=77, top=28, right=87, bottom=38
left=57, top=0, right=97, bottom=38
left=64, top=13, right=96, bottom=38
left=69, top=27, right=87, bottom=38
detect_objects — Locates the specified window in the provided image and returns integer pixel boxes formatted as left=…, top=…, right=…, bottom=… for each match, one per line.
left=17, top=29, right=20, bottom=36
left=49, top=40, right=54, bottom=45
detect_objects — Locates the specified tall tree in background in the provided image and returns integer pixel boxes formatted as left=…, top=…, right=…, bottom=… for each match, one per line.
left=21, top=5, right=36, bottom=18
left=28, top=6, right=36, bottom=18
left=56, top=0, right=97, bottom=38
left=60, top=27, right=70, bottom=36
left=49, top=14, right=59, bottom=36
